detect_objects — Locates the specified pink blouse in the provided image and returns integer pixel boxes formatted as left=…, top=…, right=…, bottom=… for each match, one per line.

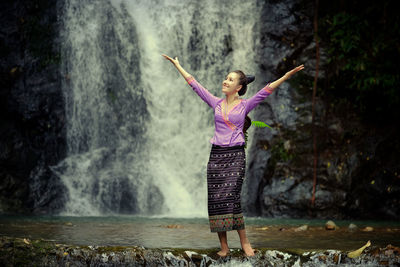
left=185, top=76, right=275, bottom=147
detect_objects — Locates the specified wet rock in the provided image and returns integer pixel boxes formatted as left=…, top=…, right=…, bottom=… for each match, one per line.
left=294, top=225, right=308, bottom=232
left=325, top=220, right=337, bottom=230
left=362, top=226, right=374, bottom=232
left=191, top=253, right=204, bottom=265
left=387, top=244, right=400, bottom=254
left=318, top=255, right=327, bottom=262
left=333, top=253, right=340, bottom=264
left=384, top=249, right=394, bottom=256
left=0, top=0, right=67, bottom=215
left=243, top=0, right=400, bottom=222
left=371, top=247, right=381, bottom=257
left=348, top=223, right=358, bottom=231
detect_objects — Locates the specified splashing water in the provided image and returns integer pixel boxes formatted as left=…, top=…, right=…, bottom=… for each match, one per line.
left=53, top=0, right=262, bottom=217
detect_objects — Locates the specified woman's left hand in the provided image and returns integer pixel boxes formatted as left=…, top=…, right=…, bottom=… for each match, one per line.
left=285, top=64, right=304, bottom=78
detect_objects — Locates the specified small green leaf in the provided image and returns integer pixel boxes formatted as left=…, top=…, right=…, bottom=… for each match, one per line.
left=251, top=121, right=272, bottom=129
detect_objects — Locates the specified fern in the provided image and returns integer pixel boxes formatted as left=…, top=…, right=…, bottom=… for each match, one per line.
left=244, top=120, right=272, bottom=149
left=251, top=120, right=272, bottom=129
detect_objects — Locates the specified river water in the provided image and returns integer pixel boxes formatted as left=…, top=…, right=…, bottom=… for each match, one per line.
left=1, top=215, right=399, bottom=251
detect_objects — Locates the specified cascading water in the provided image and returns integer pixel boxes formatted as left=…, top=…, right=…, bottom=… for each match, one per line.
left=53, top=0, right=263, bottom=217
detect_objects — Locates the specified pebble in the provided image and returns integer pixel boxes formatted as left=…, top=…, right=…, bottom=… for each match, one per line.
left=294, top=225, right=308, bottom=232
left=362, top=226, right=374, bottom=232
left=348, top=223, right=358, bottom=231
left=325, top=220, right=337, bottom=230
left=166, top=224, right=183, bottom=229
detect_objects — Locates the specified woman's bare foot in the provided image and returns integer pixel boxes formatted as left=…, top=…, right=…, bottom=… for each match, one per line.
left=217, top=249, right=230, bottom=257
left=242, top=242, right=255, bottom=257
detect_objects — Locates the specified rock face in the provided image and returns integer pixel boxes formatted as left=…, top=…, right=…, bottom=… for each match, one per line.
left=0, top=0, right=67, bottom=214
left=243, top=0, right=400, bottom=220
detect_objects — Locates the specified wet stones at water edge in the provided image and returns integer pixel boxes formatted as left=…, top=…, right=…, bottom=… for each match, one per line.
left=255, top=225, right=309, bottom=232
left=1, top=236, right=399, bottom=266
left=325, top=221, right=375, bottom=231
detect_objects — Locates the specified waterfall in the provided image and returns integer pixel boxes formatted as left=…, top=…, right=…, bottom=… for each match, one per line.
left=53, top=0, right=262, bottom=217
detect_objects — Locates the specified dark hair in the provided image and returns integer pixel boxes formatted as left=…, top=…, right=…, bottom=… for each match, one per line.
left=231, top=70, right=255, bottom=134
left=232, top=70, right=250, bottom=96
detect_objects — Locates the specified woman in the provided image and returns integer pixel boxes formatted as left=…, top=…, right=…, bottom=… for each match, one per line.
left=162, top=54, right=304, bottom=257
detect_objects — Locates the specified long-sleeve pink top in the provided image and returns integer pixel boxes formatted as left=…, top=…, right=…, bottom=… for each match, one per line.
left=185, top=75, right=275, bottom=147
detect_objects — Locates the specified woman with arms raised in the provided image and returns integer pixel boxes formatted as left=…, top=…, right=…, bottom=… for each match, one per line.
left=162, top=54, right=304, bottom=257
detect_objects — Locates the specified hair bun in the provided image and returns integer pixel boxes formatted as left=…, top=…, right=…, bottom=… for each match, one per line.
left=246, top=75, right=255, bottom=84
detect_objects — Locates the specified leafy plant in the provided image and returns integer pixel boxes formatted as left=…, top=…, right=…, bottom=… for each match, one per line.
left=318, top=1, right=400, bottom=122
left=251, top=120, right=272, bottom=129
left=244, top=120, right=272, bottom=148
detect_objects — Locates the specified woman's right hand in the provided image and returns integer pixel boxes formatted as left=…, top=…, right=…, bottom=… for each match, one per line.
left=162, top=54, right=180, bottom=66
left=162, top=54, right=191, bottom=80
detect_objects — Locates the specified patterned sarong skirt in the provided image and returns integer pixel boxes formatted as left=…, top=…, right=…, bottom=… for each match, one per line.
left=207, top=144, right=246, bottom=232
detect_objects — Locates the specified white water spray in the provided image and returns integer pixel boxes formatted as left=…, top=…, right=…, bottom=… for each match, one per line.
left=54, top=0, right=262, bottom=217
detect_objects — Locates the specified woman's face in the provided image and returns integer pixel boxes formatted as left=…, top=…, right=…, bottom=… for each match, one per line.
left=222, top=72, right=242, bottom=95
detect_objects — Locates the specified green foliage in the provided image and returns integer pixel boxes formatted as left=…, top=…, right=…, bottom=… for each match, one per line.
left=244, top=120, right=272, bottom=149
left=251, top=120, right=272, bottom=129
left=319, top=2, right=400, bottom=122
left=270, top=140, right=293, bottom=166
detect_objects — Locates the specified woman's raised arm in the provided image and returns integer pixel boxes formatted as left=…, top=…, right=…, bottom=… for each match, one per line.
left=162, top=54, right=192, bottom=80
left=268, top=64, right=305, bottom=89
left=244, top=64, right=305, bottom=114
left=162, top=54, right=221, bottom=108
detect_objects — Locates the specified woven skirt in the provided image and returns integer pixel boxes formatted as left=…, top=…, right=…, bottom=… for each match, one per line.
left=207, top=144, right=246, bottom=232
